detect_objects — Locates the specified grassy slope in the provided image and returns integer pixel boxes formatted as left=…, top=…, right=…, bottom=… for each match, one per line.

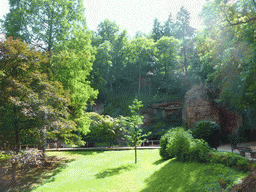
left=31, top=150, right=248, bottom=192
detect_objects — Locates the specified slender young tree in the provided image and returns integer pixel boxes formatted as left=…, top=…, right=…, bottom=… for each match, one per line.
left=121, top=99, right=151, bottom=164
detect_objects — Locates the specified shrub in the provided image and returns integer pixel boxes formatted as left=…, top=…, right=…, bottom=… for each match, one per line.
left=8, top=148, right=44, bottom=169
left=205, top=150, right=251, bottom=173
left=159, top=131, right=172, bottom=160
left=228, top=133, right=240, bottom=146
left=166, top=127, right=194, bottom=162
left=191, top=120, right=221, bottom=149
left=187, top=138, right=211, bottom=163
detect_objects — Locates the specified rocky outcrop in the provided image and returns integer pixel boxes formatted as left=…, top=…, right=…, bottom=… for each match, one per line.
left=218, top=107, right=242, bottom=135
left=182, top=84, right=242, bottom=138
left=139, top=100, right=183, bottom=127
left=87, top=101, right=105, bottom=114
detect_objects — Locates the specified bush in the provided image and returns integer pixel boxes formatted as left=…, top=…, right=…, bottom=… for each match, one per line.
left=8, top=148, right=44, bottom=169
left=191, top=121, right=221, bottom=149
left=187, top=138, right=211, bottom=163
left=159, top=131, right=172, bottom=160
left=227, top=133, right=240, bottom=146
left=159, top=127, right=189, bottom=160
left=205, top=150, right=251, bottom=173
left=160, top=127, right=211, bottom=163
left=166, top=127, right=194, bottom=162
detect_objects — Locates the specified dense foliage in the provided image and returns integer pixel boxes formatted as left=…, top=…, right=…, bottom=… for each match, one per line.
left=166, top=127, right=192, bottom=162
left=191, top=121, right=222, bottom=149
left=86, top=112, right=124, bottom=147
left=159, top=127, right=211, bottom=163
left=0, top=37, right=78, bottom=155
left=159, top=126, right=253, bottom=172
left=2, top=0, right=256, bottom=154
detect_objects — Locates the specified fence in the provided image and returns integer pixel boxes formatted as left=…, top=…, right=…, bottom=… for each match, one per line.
left=1, top=140, right=160, bottom=150
left=83, top=140, right=160, bottom=148
left=16, top=143, right=65, bottom=150
left=141, top=140, right=160, bottom=147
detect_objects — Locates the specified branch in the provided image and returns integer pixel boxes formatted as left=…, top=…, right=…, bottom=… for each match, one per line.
left=226, top=17, right=256, bottom=26
left=224, top=0, right=256, bottom=26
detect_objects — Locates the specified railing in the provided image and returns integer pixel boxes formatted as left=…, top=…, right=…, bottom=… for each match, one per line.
left=141, top=140, right=160, bottom=147
left=17, top=143, right=65, bottom=150
left=1, top=140, right=161, bottom=151
left=82, top=140, right=160, bottom=148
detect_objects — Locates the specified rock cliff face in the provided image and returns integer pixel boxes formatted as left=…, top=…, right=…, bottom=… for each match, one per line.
left=139, top=100, right=183, bottom=127
left=87, top=101, right=105, bottom=114
left=89, top=85, right=243, bottom=141
left=182, top=84, right=242, bottom=138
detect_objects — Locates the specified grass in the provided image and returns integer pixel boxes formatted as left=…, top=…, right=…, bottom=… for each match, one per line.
left=29, top=149, right=252, bottom=192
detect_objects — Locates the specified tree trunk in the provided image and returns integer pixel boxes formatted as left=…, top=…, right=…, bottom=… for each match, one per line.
left=135, top=136, right=137, bottom=164
left=13, top=106, right=20, bottom=155
left=40, top=126, right=47, bottom=164
left=135, top=144, right=137, bottom=164
left=11, top=162, right=18, bottom=186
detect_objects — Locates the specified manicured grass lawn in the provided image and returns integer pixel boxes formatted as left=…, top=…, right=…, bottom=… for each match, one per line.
left=31, top=149, right=248, bottom=192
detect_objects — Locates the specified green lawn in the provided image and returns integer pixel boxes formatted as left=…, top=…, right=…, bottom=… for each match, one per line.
left=31, top=149, right=248, bottom=192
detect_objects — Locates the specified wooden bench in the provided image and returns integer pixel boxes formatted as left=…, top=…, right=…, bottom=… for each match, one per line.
left=231, top=145, right=256, bottom=158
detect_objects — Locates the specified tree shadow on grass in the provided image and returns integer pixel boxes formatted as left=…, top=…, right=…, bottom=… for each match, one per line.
left=141, top=159, right=225, bottom=192
left=153, top=159, right=166, bottom=165
left=0, top=156, right=75, bottom=192
left=62, top=150, right=105, bottom=157
left=95, top=164, right=136, bottom=179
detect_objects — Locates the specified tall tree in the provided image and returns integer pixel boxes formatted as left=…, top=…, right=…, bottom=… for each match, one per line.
left=162, top=13, right=174, bottom=37
left=175, top=6, right=195, bottom=87
left=125, top=37, right=157, bottom=95
left=89, top=40, right=112, bottom=100
left=152, top=18, right=163, bottom=42
left=111, top=30, right=129, bottom=92
left=1, top=0, right=87, bottom=76
left=94, top=19, right=121, bottom=93
left=198, top=0, right=256, bottom=110
left=97, top=19, right=119, bottom=44
left=0, top=37, right=76, bottom=157
left=155, top=36, right=181, bottom=97
left=51, top=26, right=98, bottom=138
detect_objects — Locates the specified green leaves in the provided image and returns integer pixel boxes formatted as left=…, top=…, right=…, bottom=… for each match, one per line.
left=0, top=37, right=75, bottom=152
left=121, top=99, right=151, bottom=147
left=51, top=25, right=98, bottom=136
left=1, top=0, right=87, bottom=53
left=88, top=112, right=124, bottom=147
left=197, top=0, right=256, bottom=110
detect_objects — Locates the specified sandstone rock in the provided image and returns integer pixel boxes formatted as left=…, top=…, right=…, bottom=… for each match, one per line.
left=182, top=84, right=220, bottom=129
left=182, top=84, right=242, bottom=138
left=139, top=100, right=183, bottom=127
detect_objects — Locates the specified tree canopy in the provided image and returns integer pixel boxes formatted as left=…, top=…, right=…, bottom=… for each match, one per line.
left=0, top=37, right=77, bottom=155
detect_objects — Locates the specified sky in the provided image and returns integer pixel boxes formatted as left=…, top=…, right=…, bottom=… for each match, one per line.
left=0, top=0, right=207, bottom=38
